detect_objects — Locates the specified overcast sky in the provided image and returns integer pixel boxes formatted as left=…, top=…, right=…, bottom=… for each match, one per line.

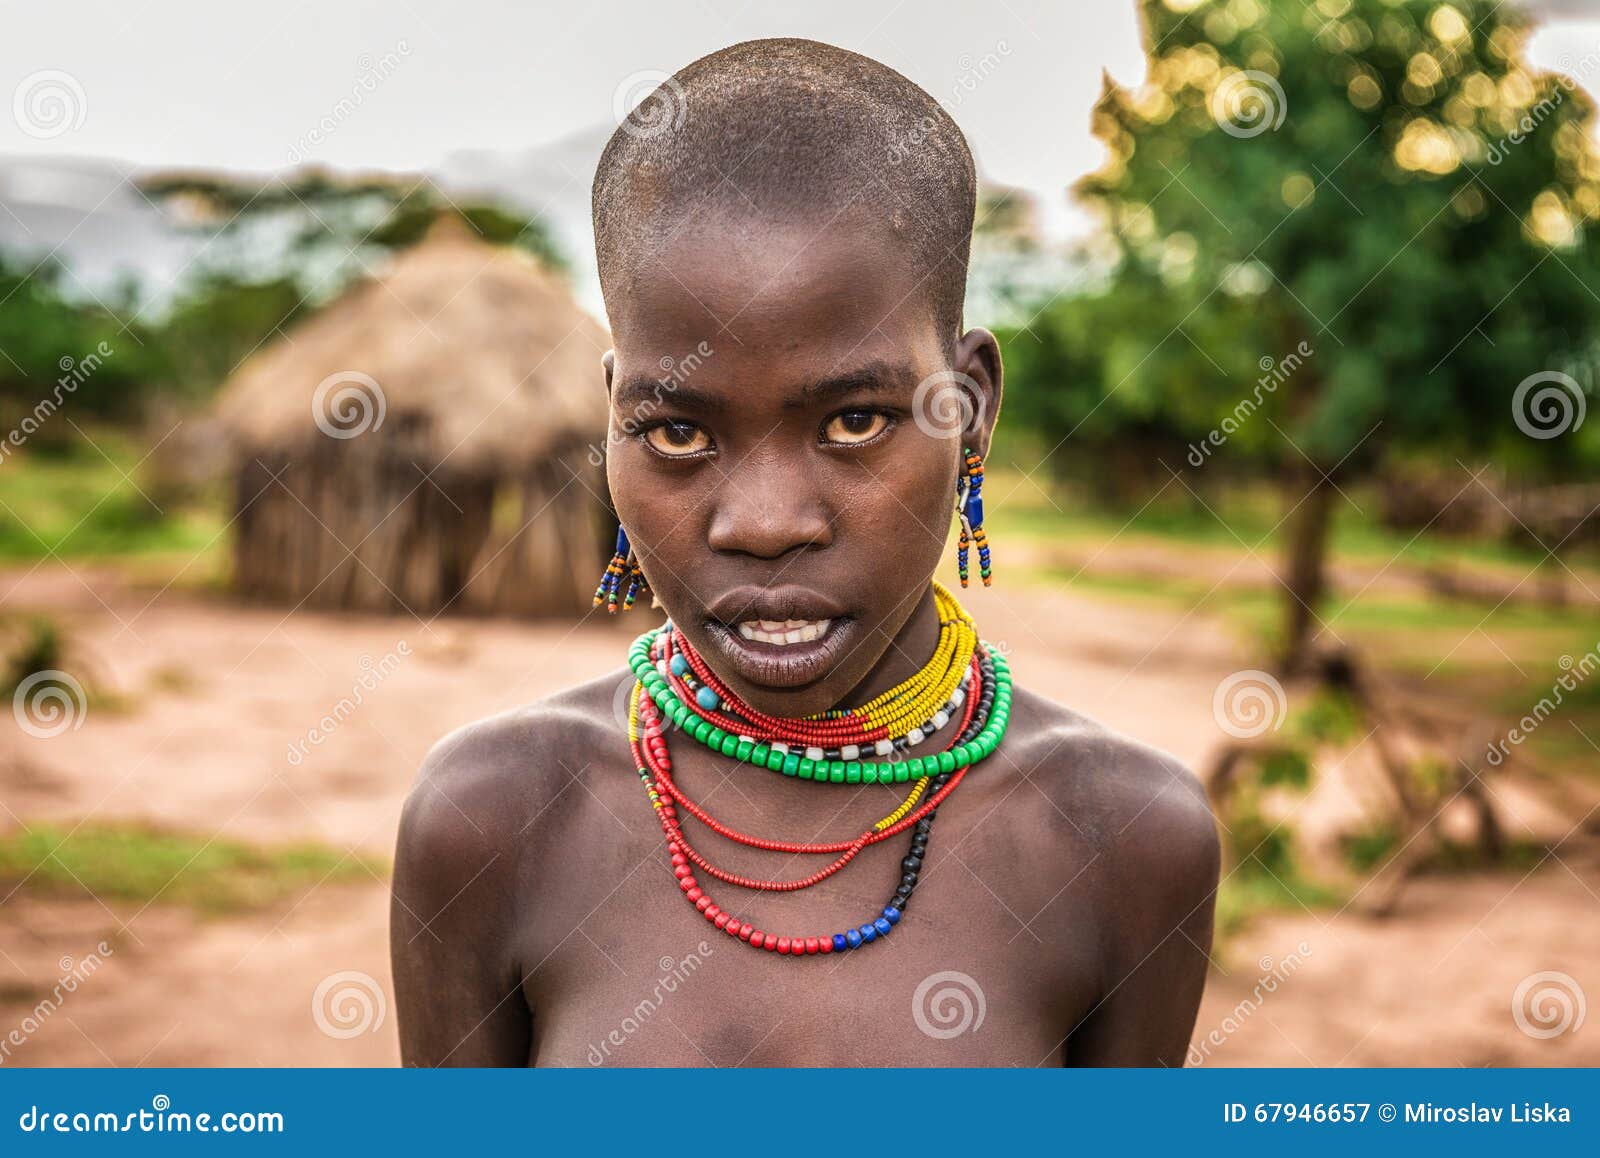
left=3, top=0, right=1596, bottom=236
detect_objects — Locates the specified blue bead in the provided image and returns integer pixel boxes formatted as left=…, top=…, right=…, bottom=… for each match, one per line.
left=669, top=653, right=689, bottom=676
left=859, top=923, right=877, bottom=943
left=883, top=906, right=901, bottom=925
left=844, top=929, right=862, bottom=949
left=695, top=685, right=720, bottom=711
left=873, top=917, right=892, bottom=936
left=832, top=933, right=849, bottom=952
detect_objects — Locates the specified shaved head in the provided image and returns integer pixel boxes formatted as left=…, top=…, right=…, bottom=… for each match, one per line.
left=592, top=38, right=977, bottom=348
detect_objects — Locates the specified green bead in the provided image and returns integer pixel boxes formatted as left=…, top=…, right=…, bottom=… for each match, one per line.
left=904, top=757, right=924, bottom=779
left=845, top=761, right=862, bottom=784
left=862, top=764, right=879, bottom=784
left=765, top=749, right=784, bottom=772
left=735, top=739, right=753, bottom=761
left=782, top=753, right=800, bottom=776
left=719, top=733, right=738, bottom=757
left=797, top=759, right=815, bottom=780
left=937, top=751, right=955, bottom=774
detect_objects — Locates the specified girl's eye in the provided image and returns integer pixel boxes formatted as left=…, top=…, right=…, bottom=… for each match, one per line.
left=822, top=410, right=890, bottom=445
left=643, top=420, right=713, bottom=457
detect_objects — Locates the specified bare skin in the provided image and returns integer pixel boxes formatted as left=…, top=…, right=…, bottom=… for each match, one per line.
left=391, top=206, right=1220, bottom=1066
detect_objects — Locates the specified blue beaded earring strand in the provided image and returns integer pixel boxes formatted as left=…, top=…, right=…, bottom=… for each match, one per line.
left=955, top=447, right=992, bottom=588
left=594, top=526, right=651, bottom=613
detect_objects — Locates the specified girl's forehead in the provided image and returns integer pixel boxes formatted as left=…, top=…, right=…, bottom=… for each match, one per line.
left=611, top=210, right=936, bottom=354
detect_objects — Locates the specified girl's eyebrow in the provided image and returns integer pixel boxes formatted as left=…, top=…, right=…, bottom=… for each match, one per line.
left=789, top=360, right=918, bottom=409
left=613, top=377, right=727, bottom=415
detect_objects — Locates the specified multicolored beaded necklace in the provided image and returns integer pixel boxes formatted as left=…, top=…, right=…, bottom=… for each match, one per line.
left=625, top=580, right=1012, bottom=956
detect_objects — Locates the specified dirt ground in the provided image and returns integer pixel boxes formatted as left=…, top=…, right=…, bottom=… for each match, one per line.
left=1, top=562, right=1595, bottom=1067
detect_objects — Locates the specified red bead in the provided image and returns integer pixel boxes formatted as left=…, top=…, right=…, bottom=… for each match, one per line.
left=775, top=937, right=791, bottom=955
left=674, top=864, right=692, bottom=879
left=819, top=937, right=833, bottom=954
left=695, top=895, right=712, bottom=911
left=714, top=912, right=731, bottom=929
left=804, top=937, right=819, bottom=955
left=704, top=904, right=721, bottom=921
left=763, top=934, right=778, bottom=952
left=686, top=887, right=702, bottom=902
left=725, top=920, right=742, bottom=937
left=678, top=877, right=695, bottom=892
left=749, top=932, right=764, bottom=949
left=738, top=923, right=753, bottom=941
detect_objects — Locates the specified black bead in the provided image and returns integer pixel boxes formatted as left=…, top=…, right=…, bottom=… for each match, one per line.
left=901, top=871, right=919, bottom=887
left=902, top=855, right=922, bottom=871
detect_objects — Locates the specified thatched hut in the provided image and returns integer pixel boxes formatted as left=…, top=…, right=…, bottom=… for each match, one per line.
left=216, top=222, right=612, bottom=618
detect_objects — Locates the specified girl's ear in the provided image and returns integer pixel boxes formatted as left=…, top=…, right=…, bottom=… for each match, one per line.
left=953, top=327, right=1002, bottom=459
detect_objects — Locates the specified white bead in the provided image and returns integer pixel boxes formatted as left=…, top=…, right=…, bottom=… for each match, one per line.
left=907, top=727, right=925, bottom=746
left=805, top=747, right=825, bottom=762
left=771, top=742, right=788, bottom=755
left=932, top=710, right=949, bottom=729
left=738, top=735, right=754, bottom=745
left=875, top=739, right=894, bottom=756
left=951, top=688, right=965, bottom=706
left=656, top=659, right=668, bottom=676
left=841, top=744, right=860, bottom=760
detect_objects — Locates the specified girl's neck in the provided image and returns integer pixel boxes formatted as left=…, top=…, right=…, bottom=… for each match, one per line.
left=833, top=582, right=943, bottom=712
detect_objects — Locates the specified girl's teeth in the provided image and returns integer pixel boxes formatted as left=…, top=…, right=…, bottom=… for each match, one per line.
left=736, top=619, right=831, bottom=645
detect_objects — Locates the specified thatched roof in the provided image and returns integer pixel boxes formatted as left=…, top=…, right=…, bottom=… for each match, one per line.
left=216, top=219, right=610, bottom=472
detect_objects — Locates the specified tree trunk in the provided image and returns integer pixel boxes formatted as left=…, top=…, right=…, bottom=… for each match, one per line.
left=1280, top=467, right=1336, bottom=672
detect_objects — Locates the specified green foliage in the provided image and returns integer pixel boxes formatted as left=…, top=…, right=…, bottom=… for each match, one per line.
left=1258, top=745, right=1312, bottom=788
left=0, top=823, right=382, bottom=914
left=1064, top=0, right=1600, bottom=474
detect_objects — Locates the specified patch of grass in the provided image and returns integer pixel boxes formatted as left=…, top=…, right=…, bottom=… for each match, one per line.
left=0, top=823, right=384, bottom=915
left=0, top=436, right=225, bottom=564
left=1214, top=870, right=1341, bottom=941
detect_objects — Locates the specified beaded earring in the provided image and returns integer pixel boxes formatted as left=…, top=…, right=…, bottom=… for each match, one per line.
left=955, top=447, right=992, bottom=588
left=594, top=526, right=652, bottom=613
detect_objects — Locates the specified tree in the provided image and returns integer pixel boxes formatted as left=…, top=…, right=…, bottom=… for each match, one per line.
left=1048, top=0, right=1600, bottom=668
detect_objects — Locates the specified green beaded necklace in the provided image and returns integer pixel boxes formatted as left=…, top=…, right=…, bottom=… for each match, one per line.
left=627, top=627, right=1013, bottom=785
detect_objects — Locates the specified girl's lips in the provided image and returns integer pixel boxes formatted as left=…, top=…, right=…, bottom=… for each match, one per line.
left=702, top=616, right=854, bottom=689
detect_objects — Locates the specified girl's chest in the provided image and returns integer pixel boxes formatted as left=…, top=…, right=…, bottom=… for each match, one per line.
left=517, top=824, right=1103, bottom=1067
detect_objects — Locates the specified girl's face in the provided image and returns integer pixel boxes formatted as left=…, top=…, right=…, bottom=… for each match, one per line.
left=602, top=210, right=999, bottom=718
